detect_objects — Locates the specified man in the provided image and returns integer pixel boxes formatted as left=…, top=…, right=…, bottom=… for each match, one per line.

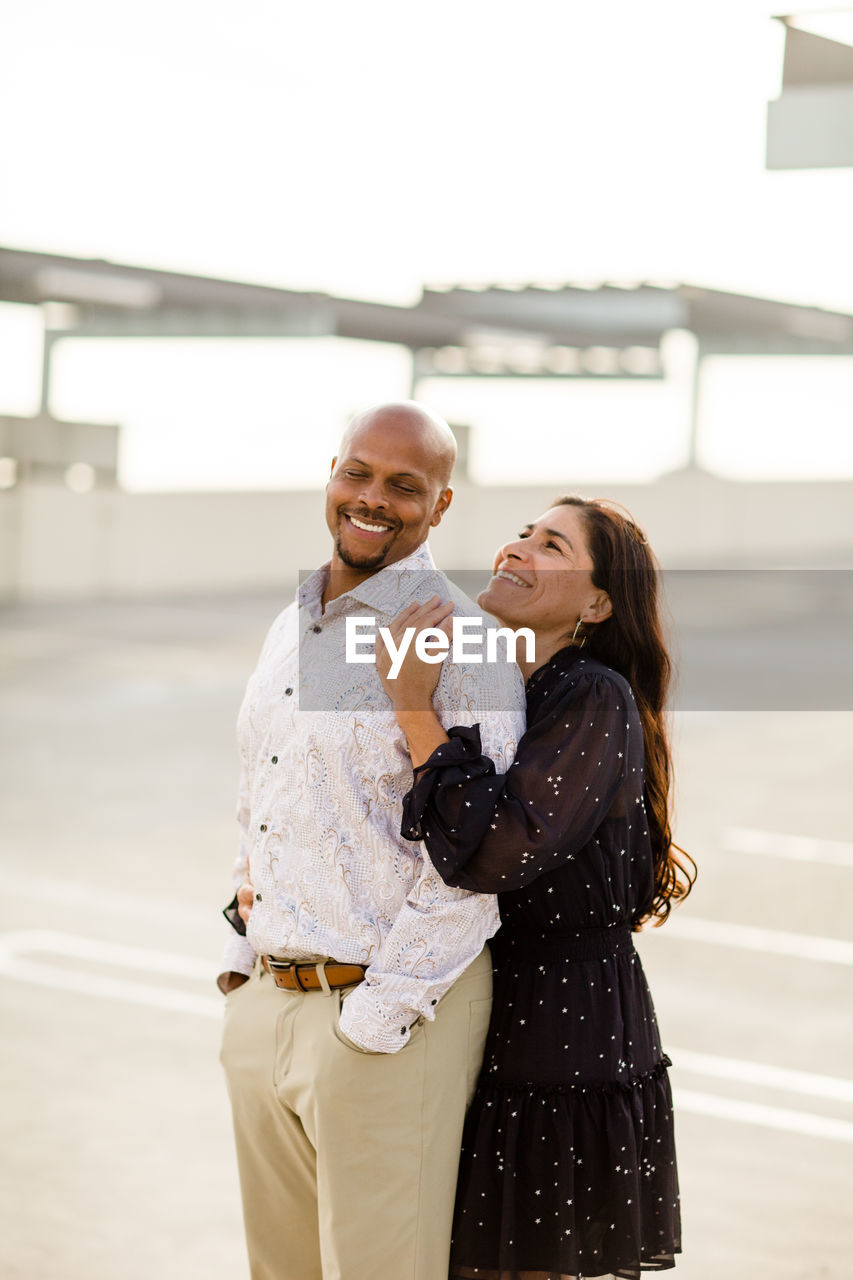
left=218, top=401, right=525, bottom=1280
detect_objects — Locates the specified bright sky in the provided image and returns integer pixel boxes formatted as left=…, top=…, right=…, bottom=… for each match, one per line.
left=2, top=0, right=853, bottom=489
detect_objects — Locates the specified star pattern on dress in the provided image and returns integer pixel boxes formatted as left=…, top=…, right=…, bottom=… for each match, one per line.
left=401, top=654, right=679, bottom=1276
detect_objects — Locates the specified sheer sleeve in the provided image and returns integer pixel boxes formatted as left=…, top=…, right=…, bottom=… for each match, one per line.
left=401, top=669, right=639, bottom=893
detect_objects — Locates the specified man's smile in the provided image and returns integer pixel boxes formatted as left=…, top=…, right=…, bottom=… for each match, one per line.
left=341, top=511, right=398, bottom=539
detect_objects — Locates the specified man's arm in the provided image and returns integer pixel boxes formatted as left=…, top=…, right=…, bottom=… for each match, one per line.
left=217, top=752, right=258, bottom=992
left=338, top=658, right=524, bottom=1052
left=337, top=854, right=501, bottom=1051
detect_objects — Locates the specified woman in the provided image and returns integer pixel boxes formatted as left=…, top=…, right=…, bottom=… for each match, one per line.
left=376, top=496, right=695, bottom=1280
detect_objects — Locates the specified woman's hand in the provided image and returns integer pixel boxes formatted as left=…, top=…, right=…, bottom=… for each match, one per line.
left=377, top=596, right=454, bottom=712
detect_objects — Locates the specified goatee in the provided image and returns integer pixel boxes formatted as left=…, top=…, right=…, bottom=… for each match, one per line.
left=334, top=534, right=391, bottom=571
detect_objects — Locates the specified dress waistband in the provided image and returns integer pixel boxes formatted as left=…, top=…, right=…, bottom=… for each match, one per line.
left=493, top=923, right=635, bottom=963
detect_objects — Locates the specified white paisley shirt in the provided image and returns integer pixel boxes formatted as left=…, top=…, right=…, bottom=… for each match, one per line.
left=219, top=541, right=525, bottom=1053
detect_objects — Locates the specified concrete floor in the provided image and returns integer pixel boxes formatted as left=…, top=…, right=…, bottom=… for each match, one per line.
left=1, top=593, right=851, bottom=1279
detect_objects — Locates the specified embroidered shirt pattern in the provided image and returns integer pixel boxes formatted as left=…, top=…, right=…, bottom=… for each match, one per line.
left=219, top=542, right=525, bottom=1051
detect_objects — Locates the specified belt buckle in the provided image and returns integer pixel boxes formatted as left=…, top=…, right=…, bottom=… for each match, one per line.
left=265, top=956, right=330, bottom=992
left=266, top=958, right=302, bottom=989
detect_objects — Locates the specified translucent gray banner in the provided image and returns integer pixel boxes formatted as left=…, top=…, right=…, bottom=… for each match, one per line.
left=296, top=569, right=853, bottom=712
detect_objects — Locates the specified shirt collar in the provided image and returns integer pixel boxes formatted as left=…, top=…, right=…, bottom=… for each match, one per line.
left=297, top=542, right=444, bottom=620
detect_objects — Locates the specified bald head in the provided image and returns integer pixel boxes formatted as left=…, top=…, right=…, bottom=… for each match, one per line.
left=338, top=401, right=457, bottom=489
left=325, top=401, right=456, bottom=586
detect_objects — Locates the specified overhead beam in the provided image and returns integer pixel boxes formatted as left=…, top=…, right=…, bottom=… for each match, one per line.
left=4, top=245, right=853, bottom=359
left=65, top=302, right=338, bottom=340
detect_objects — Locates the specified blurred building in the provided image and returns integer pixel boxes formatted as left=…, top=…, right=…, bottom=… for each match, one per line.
left=2, top=247, right=853, bottom=599
left=767, top=12, right=853, bottom=169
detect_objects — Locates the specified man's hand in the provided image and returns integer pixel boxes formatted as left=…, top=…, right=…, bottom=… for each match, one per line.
left=218, top=971, right=249, bottom=995
left=237, top=876, right=255, bottom=926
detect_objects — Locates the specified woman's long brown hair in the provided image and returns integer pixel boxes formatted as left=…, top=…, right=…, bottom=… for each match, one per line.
left=555, top=496, right=696, bottom=926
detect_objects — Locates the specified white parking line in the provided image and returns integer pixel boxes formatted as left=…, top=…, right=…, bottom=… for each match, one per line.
left=0, top=929, right=213, bottom=979
left=661, top=915, right=853, bottom=966
left=669, top=1047, right=853, bottom=1104
left=3, top=929, right=853, bottom=1146
left=2, top=875, right=211, bottom=927
left=673, top=1089, right=853, bottom=1145
left=18, top=874, right=853, bottom=967
left=0, top=953, right=222, bottom=1018
left=722, top=827, right=853, bottom=869
left=0, top=929, right=221, bottom=1017
left=8, top=866, right=853, bottom=979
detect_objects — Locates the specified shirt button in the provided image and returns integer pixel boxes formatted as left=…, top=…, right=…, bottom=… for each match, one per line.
left=271, top=756, right=278, bottom=764
left=255, top=892, right=262, bottom=901
left=259, top=824, right=267, bottom=832
left=312, top=624, right=322, bottom=634
left=284, top=687, right=293, bottom=696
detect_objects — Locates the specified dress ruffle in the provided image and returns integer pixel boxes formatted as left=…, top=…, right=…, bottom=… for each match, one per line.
left=400, top=655, right=682, bottom=1277
left=481, top=1054, right=673, bottom=1098
left=450, top=1060, right=680, bottom=1280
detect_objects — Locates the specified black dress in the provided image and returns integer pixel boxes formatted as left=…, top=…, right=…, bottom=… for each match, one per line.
left=402, top=648, right=681, bottom=1280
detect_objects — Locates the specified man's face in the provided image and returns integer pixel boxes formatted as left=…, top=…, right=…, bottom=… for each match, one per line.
left=325, top=415, right=452, bottom=575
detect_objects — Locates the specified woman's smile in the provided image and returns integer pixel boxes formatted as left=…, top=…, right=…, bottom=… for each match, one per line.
left=492, top=568, right=532, bottom=588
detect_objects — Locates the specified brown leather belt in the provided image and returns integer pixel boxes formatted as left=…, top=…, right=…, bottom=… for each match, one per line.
left=261, top=956, right=366, bottom=992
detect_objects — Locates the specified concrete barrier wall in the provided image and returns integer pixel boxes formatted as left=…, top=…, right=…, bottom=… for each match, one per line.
left=1, top=470, right=852, bottom=601
left=431, top=471, right=853, bottom=572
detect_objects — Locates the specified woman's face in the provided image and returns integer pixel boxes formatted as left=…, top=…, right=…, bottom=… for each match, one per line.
left=477, top=504, right=611, bottom=641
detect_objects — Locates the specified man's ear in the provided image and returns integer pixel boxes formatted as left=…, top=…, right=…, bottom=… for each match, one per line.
left=329, top=455, right=338, bottom=478
left=584, top=591, right=612, bottom=624
left=430, top=487, right=453, bottom=527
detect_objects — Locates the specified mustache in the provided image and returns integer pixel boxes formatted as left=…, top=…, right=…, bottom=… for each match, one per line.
left=340, top=507, right=400, bottom=530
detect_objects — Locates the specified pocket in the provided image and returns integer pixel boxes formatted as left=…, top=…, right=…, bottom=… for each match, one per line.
left=331, top=988, right=384, bottom=1055
left=220, top=972, right=255, bottom=1068
left=332, top=1022, right=384, bottom=1054
left=466, top=995, right=493, bottom=1106
left=223, top=972, right=253, bottom=1000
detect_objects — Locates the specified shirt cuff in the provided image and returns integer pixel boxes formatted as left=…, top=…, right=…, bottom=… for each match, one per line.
left=217, top=931, right=257, bottom=988
left=337, top=983, right=421, bottom=1054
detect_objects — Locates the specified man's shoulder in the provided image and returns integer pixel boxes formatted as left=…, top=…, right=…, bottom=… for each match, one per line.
left=446, top=649, right=525, bottom=701
left=270, top=598, right=299, bottom=629
left=434, top=635, right=525, bottom=713
left=426, top=567, right=491, bottom=620
left=257, top=598, right=299, bottom=656
left=443, top=578, right=486, bottom=618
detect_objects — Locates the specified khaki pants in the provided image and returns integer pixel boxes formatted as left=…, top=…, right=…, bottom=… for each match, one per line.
left=220, top=948, right=493, bottom=1280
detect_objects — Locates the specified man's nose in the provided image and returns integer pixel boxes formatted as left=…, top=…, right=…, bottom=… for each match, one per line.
left=358, top=479, right=389, bottom=510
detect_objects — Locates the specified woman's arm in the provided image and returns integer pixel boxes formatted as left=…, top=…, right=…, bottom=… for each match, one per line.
left=403, top=670, right=642, bottom=894
left=392, top=708, right=450, bottom=768
left=377, top=596, right=454, bottom=766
